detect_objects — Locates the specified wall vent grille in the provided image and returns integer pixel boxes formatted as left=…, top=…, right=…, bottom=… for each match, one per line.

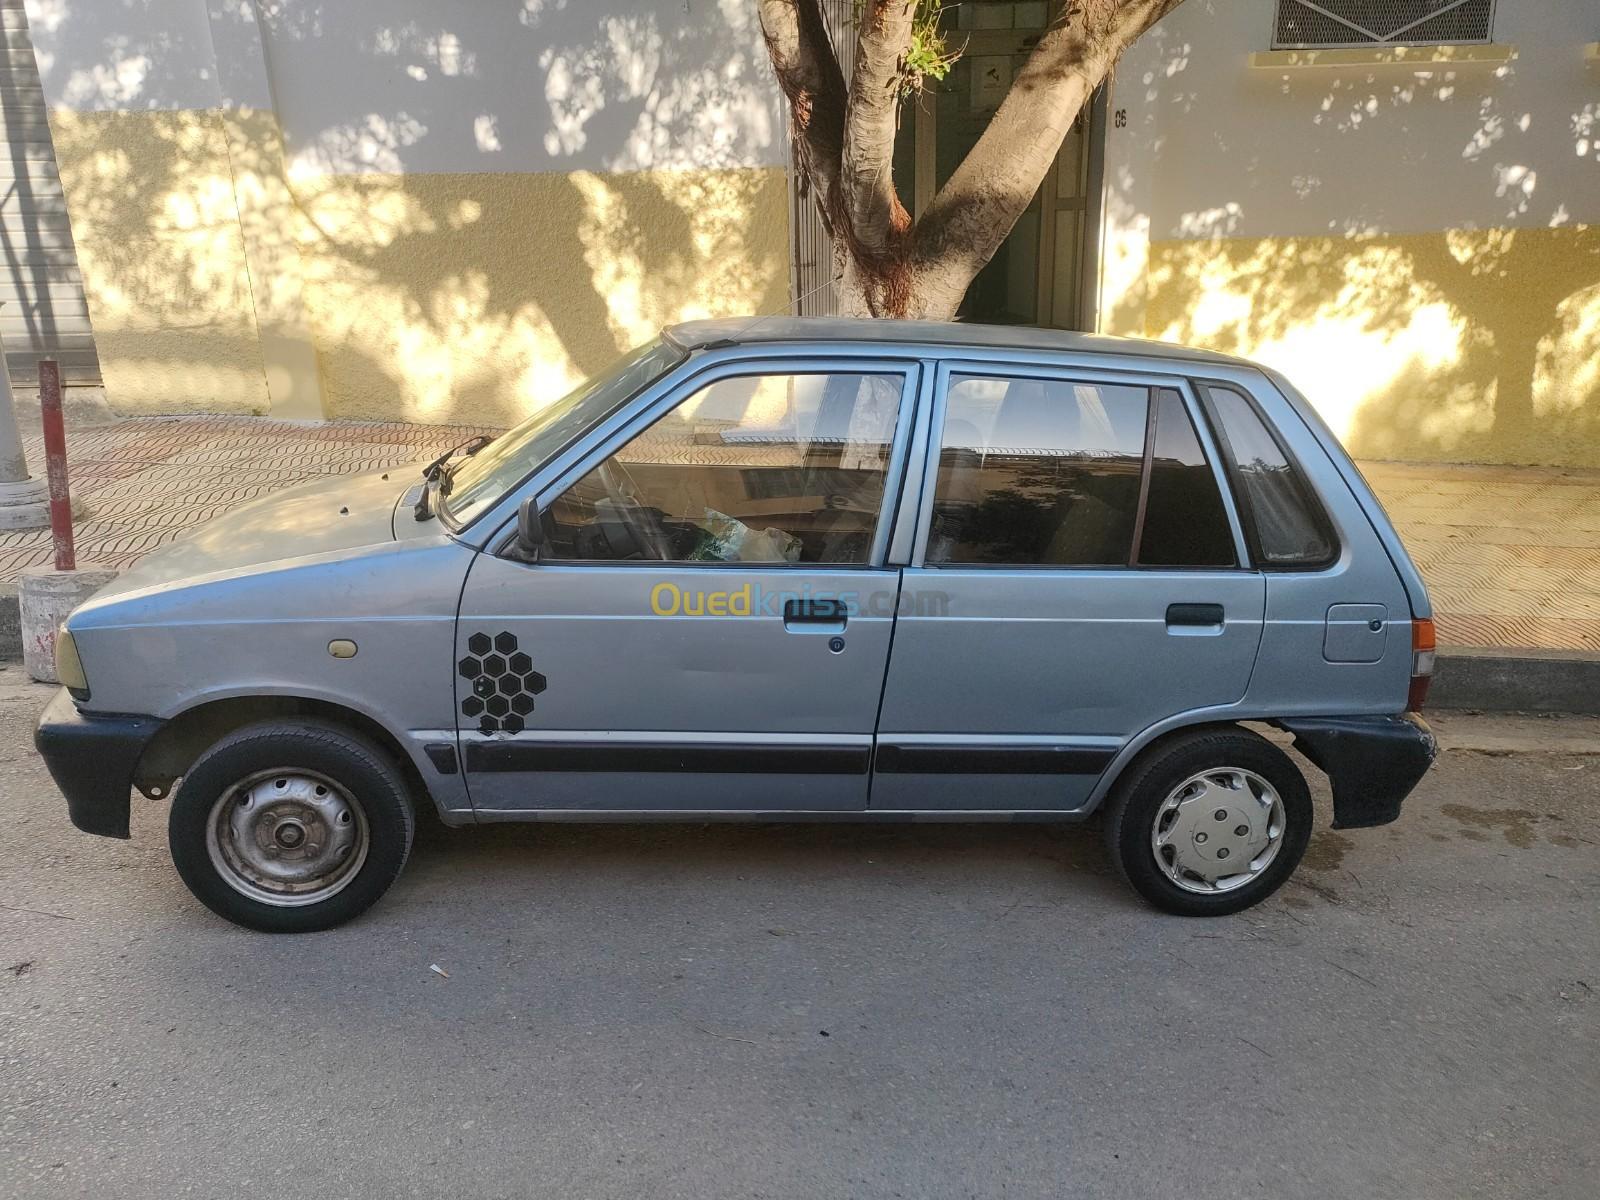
left=1273, top=0, right=1495, bottom=49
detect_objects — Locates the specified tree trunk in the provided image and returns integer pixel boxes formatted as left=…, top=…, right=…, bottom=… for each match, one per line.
left=759, top=0, right=1186, bottom=324
left=834, top=254, right=878, bottom=318
left=833, top=245, right=983, bottom=322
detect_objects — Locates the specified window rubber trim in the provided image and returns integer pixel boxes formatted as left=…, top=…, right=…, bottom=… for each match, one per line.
left=1125, top=390, right=1159, bottom=567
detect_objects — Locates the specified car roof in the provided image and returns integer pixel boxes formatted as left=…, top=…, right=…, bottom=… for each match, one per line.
left=664, top=316, right=1255, bottom=370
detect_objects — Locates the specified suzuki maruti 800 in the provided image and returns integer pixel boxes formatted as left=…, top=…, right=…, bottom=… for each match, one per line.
left=36, top=318, right=1437, bottom=931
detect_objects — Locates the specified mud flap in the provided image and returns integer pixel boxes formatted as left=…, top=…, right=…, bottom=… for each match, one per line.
left=1276, top=713, right=1437, bottom=830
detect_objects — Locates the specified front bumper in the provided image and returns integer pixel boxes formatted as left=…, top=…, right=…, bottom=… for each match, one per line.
left=34, top=689, right=164, bottom=839
left=1277, top=713, right=1437, bottom=829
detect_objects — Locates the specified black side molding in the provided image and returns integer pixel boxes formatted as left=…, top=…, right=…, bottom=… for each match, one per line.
left=464, top=741, right=870, bottom=775
left=874, top=744, right=1115, bottom=775
left=1276, top=713, right=1436, bottom=830
left=34, top=689, right=165, bottom=840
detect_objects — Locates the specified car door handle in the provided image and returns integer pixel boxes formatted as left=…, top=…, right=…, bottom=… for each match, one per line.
left=1166, top=603, right=1225, bottom=628
left=783, top=597, right=847, bottom=633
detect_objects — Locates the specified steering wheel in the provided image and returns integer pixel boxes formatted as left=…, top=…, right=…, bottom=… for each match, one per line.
left=597, top=459, right=674, bottom=560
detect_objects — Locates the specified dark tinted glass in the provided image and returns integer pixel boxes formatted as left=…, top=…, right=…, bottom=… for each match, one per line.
left=928, top=376, right=1149, bottom=566
left=1137, top=389, right=1235, bottom=567
left=1206, top=385, right=1335, bottom=566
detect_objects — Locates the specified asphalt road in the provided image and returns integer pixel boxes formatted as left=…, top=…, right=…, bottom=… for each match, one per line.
left=2, top=677, right=1596, bottom=1199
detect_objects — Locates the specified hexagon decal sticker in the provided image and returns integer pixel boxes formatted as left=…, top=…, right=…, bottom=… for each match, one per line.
left=458, top=631, right=546, bottom=733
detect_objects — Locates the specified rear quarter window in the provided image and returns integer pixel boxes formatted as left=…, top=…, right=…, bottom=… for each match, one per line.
left=1201, top=383, right=1337, bottom=568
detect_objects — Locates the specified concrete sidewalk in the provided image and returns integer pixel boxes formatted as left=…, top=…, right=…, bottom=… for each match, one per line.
left=0, top=414, right=1595, bottom=708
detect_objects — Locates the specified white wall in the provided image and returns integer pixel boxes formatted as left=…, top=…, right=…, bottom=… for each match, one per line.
left=25, top=0, right=222, bottom=109
left=25, top=0, right=789, bottom=176
left=257, top=0, right=786, bottom=177
left=1116, top=0, right=1600, bottom=241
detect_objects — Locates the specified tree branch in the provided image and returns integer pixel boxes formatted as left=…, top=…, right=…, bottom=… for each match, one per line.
left=757, top=0, right=848, bottom=211
left=914, top=0, right=1185, bottom=283
left=840, top=1, right=916, bottom=253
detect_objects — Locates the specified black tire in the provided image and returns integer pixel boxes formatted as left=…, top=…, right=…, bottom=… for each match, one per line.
left=168, top=720, right=415, bottom=932
left=1102, top=726, right=1312, bottom=917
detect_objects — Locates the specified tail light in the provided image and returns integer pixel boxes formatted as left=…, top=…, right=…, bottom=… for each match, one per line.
left=1407, top=617, right=1436, bottom=712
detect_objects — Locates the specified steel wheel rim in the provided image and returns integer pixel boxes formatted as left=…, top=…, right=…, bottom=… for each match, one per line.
left=1150, top=767, right=1286, bottom=895
left=205, top=769, right=369, bottom=907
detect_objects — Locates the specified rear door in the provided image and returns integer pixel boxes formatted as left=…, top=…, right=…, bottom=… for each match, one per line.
left=456, top=356, right=919, bottom=815
left=873, top=360, right=1266, bottom=812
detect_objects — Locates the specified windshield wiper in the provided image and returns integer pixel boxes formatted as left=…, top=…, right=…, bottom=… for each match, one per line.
left=412, top=434, right=494, bottom=521
left=422, top=434, right=494, bottom=485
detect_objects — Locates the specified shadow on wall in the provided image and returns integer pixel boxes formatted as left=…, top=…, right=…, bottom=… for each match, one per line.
left=50, top=107, right=789, bottom=426
left=291, top=166, right=788, bottom=425
left=1106, top=10, right=1600, bottom=469
left=47, top=109, right=271, bottom=415
left=1142, top=226, right=1600, bottom=467
left=39, top=1, right=790, bottom=426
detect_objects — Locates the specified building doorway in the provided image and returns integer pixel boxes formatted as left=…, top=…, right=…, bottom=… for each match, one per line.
left=891, top=2, right=1106, bottom=329
left=787, top=1, right=1106, bottom=330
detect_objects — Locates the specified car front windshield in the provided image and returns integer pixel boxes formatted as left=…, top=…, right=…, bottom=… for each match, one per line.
left=440, top=338, right=685, bottom=528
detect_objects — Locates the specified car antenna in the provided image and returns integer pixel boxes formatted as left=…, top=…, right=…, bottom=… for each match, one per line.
left=697, top=274, right=841, bottom=351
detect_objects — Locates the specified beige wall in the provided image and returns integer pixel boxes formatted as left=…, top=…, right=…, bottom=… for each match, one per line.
left=293, top=167, right=789, bottom=426
left=51, top=109, right=271, bottom=415
left=1143, top=226, right=1600, bottom=467
left=49, top=106, right=790, bottom=426
left=1103, top=0, right=1600, bottom=468
left=31, top=0, right=791, bottom=427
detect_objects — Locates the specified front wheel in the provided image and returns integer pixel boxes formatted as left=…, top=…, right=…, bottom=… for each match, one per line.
left=1102, top=727, right=1312, bottom=917
left=169, top=721, right=415, bottom=932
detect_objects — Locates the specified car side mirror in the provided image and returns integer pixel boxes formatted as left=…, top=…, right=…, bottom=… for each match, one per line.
left=512, top=496, right=546, bottom=563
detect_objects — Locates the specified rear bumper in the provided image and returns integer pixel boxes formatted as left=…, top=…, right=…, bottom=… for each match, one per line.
left=1277, top=713, right=1436, bottom=829
left=34, top=689, right=164, bottom=839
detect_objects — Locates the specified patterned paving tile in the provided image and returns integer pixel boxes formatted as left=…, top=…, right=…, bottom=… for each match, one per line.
left=1366, top=461, right=1600, bottom=653
left=3, top=414, right=492, bottom=588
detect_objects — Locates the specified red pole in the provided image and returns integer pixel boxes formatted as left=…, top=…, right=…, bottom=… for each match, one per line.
left=38, top=359, right=74, bottom=571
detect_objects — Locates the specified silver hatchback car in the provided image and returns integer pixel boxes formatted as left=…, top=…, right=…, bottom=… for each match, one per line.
left=37, top=318, right=1437, bottom=931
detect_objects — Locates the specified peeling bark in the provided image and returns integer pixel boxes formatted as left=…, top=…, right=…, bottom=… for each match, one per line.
left=757, top=0, right=848, bottom=213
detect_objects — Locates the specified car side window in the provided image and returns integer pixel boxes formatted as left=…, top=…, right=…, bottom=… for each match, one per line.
left=1202, top=384, right=1336, bottom=568
left=1136, top=388, right=1235, bottom=568
left=927, top=374, right=1149, bottom=566
left=542, top=371, right=903, bottom=564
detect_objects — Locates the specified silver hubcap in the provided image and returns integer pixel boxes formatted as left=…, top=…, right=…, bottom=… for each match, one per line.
left=1151, top=767, right=1286, bottom=894
left=206, top=770, right=368, bottom=907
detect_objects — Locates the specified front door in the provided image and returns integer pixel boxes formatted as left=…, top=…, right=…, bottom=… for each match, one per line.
left=457, top=359, right=918, bottom=815
left=873, top=361, right=1267, bottom=811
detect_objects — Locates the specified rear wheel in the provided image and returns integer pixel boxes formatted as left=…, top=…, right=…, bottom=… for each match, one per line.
left=1102, top=727, right=1312, bottom=917
left=169, top=721, right=414, bottom=932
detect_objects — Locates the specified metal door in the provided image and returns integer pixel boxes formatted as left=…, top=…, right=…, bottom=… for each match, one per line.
left=456, top=358, right=920, bottom=816
left=873, top=360, right=1267, bottom=812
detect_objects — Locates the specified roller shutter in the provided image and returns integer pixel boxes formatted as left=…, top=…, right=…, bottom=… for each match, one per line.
left=0, top=0, right=100, bottom=384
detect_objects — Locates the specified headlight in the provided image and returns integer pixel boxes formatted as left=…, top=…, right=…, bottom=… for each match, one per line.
left=55, top=627, right=89, bottom=698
